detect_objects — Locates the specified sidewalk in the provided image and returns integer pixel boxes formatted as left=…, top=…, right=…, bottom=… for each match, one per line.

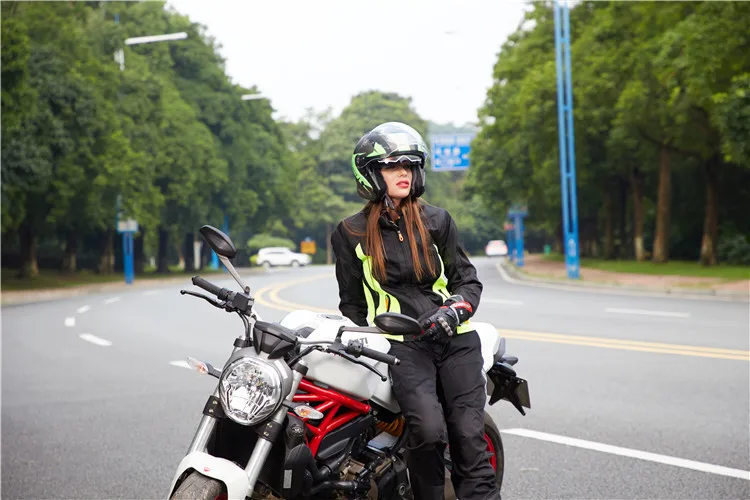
left=500, top=255, right=749, bottom=300
left=1, top=268, right=263, bottom=307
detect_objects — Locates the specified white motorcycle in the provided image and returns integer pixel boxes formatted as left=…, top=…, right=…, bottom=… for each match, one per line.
left=168, top=225, right=530, bottom=500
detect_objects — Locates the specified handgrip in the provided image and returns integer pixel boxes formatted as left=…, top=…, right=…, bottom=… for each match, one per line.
left=191, top=276, right=224, bottom=298
left=346, top=340, right=400, bottom=366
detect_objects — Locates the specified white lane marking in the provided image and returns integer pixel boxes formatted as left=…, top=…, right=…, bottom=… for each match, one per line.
left=78, top=334, right=112, bottom=347
left=169, top=360, right=191, bottom=369
left=76, top=305, right=91, bottom=314
left=64, top=317, right=76, bottom=327
left=502, top=428, right=750, bottom=480
left=484, top=298, right=525, bottom=306
left=103, top=297, right=121, bottom=305
left=143, top=290, right=162, bottom=296
left=605, top=307, right=690, bottom=318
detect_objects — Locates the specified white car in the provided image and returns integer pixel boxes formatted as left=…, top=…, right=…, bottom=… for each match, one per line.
left=485, top=240, right=508, bottom=257
left=256, top=247, right=312, bottom=268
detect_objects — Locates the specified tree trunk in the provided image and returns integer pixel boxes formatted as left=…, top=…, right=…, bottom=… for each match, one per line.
left=699, top=159, right=719, bottom=266
left=18, top=222, right=39, bottom=278
left=61, top=230, right=78, bottom=273
left=326, top=222, right=333, bottom=265
left=652, top=145, right=671, bottom=263
left=134, top=230, right=145, bottom=274
left=98, top=229, right=115, bottom=274
left=630, top=167, right=646, bottom=261
left=604, top=190, right=615, bottom=259
left=157, top=228, right=170, bottom=273
left=183, top=232, right=195, bottom=273
left=618, top=179, right=629, bottom=258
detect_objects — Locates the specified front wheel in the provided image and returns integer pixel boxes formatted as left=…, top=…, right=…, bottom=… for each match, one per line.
left=171, top=472, right=227, bottom=500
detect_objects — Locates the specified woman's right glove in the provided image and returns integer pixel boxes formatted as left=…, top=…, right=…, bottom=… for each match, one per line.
left=419, top=295, right=473, bottom=344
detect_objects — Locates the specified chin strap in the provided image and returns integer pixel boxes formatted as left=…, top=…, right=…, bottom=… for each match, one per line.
left=383, top=194, right=396, bottom=211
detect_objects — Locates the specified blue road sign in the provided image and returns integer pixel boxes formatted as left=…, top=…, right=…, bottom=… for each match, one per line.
left=431, top=133, right=475, bottom=171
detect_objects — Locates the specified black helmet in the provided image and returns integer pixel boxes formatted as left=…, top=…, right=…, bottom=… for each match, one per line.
left=351, top=122, right=429, bottom=201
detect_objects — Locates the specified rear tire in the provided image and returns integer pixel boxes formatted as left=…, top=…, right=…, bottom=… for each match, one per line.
left=444, top=411, right=505, bottom=498
left=171, top=472, right=227, bottom=500
left=483, top=411, right=505, bottom=488
left=261, top=261, right=271, bottom=270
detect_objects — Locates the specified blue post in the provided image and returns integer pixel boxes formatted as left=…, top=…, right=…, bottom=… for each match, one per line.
left=514, top=215, right=525, bottom=267
left=554, top=0, right=581, bottom=279
left=505, top=222, right=516, bottom=263
left=123, top=232, right=134, bottom=284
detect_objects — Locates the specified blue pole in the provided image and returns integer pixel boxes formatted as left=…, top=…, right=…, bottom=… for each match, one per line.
left=554, top=0, right=580, bottom=279
left=515, top=215, right=525, bottom=267
left=506, top=224, right=516, bottom=264
left=123, top=232, right=134, bottom=284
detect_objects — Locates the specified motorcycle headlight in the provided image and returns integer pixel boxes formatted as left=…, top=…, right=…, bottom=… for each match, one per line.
left=219, top=357, right=283, bottom=426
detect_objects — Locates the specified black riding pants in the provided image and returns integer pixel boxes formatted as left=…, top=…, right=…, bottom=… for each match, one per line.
left=388, top=331, right=500, bottom=500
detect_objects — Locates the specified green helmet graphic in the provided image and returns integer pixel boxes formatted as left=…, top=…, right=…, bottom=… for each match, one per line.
left=352, top=122, right=428, bottom=201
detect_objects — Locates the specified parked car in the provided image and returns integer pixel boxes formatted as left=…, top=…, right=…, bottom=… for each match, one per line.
left=256, top=247, right=312, bottom=268
left=485, top=239, right=508, bottom=257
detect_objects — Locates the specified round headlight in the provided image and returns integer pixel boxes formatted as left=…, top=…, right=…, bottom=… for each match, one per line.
left=219, top=357, right=283, bottom=426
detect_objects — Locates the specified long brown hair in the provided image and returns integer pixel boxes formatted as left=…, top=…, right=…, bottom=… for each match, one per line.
left=346, top=196, right=437, bottom=283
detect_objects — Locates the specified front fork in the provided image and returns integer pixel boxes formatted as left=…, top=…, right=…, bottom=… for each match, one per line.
left=184, top=362, right=308, bottom=497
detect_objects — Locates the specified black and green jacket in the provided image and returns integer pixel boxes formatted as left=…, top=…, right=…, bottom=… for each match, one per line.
left=331, top=203, right=482, bottom=338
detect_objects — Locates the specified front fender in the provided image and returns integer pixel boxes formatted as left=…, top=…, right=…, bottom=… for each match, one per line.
left=168, top=451, right=249, bottom=500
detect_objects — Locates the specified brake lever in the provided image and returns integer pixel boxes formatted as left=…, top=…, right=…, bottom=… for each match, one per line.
left=180, top=289, right=225, bottom=309
left=328, top=342, right=387, bottom=382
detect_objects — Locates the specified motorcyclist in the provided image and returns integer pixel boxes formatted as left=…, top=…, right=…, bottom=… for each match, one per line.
left=331, top=122, right=500, bottom=500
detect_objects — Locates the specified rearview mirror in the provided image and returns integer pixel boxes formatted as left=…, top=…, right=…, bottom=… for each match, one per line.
left=374, top=312, right=422, bottom=335
left=199, top=225, right=237, bottom=259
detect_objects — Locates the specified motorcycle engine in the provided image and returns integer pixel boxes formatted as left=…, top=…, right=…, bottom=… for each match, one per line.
left=336, top=454, right=412, bottom=500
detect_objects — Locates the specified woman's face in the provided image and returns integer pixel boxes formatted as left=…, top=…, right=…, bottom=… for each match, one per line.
left=380, top=162, right=413, bottom=207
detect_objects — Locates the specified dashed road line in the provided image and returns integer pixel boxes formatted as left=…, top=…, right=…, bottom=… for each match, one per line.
left=169, top=360, right=191, bottom=369
left=605, top=307, right=690, bottom=318
left=103, top=297, right=121, bottom=305
left=78, top=334, right=112, bottom=347
left=76, top=305, right=91, bottom=314
left=64, top=317, right=76, bottom=327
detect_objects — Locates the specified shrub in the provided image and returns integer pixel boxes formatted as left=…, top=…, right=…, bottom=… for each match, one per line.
left=718, top=234, right=750, bottom=265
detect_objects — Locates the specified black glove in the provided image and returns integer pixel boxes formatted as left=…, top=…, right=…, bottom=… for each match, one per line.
left=419, top=295, right=473, bottom=344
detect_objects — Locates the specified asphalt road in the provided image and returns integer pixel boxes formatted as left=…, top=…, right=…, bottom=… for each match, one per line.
left=2, top=257, right=748, bottom=499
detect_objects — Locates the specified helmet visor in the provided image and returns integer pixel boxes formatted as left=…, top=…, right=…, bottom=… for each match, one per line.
left=375, top=154, right=423, bottom=168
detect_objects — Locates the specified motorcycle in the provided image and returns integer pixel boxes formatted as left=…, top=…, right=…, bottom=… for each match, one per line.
left=168, top=225, right=530, bottom=500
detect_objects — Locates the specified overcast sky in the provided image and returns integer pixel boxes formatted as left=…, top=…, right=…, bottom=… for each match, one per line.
left=167, top=0, right=528, bottom=125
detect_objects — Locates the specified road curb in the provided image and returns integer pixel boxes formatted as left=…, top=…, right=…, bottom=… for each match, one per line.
left=496, top=259, right=749, bottom=302
left=1, top=268, right=267, bottom=307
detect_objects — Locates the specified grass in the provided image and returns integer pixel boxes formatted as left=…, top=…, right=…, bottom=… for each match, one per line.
left=541, top=254, right=750, bottom=280
left=1, top=267, right=226, bottom=292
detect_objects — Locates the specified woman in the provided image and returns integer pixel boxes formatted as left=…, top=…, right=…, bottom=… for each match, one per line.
left=331, top=122, right=500, bottom=500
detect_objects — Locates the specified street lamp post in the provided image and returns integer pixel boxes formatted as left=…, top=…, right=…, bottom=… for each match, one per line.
left=114, top=24, right=188, bottom=283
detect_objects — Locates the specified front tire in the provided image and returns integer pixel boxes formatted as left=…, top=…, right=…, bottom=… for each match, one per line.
left=171, top=472, right=227, bottom=500
left=290, top=260, right=300, bottom=268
